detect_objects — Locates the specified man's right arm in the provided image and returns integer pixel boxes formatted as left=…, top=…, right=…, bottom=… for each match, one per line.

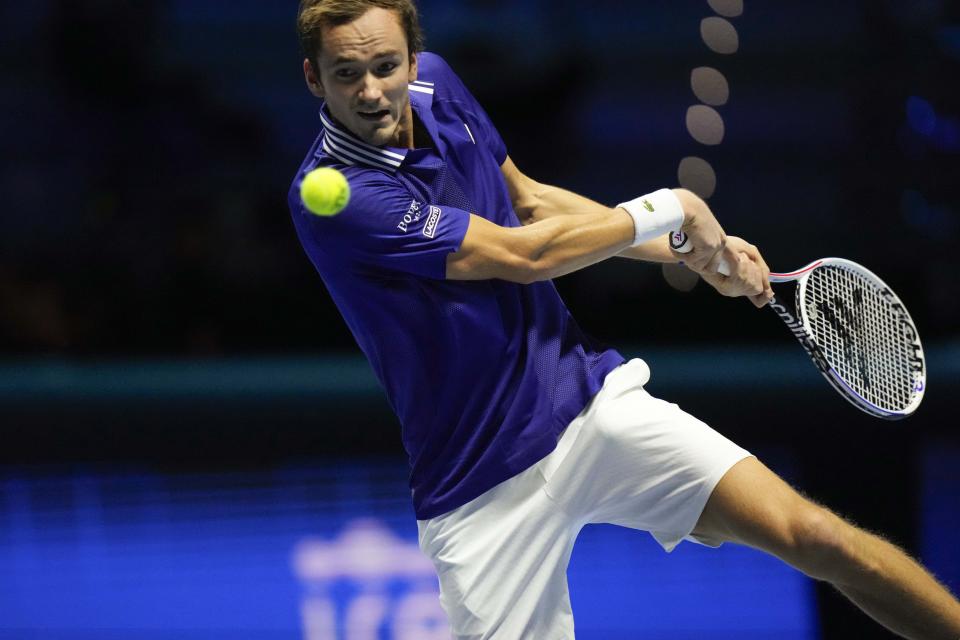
left=447, top=205, right=769, bottom=304
left=447, top=150, right=731, bottom=284
left=445, top=208, right=635, bottom=283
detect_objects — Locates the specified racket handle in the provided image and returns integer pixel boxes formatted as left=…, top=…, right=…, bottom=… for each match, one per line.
left=670, top=230, right=731, bottom=276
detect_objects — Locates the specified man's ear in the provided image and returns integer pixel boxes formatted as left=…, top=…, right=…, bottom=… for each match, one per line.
left=408, top=52, right=418, bottom=83
left=303, top=58, right=325, bottom=99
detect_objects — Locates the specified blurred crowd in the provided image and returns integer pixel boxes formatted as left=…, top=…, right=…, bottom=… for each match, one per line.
left=2, top=1, right=310, bottom=355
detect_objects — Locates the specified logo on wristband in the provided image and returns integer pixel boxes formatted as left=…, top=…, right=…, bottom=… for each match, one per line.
left=670, top=231, right=690, bottom=252
left=642, top=200, right=655, bottom=212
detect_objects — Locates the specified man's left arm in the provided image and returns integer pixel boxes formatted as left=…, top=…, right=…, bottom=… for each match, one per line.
left=501, top=156, right=774, bottom=307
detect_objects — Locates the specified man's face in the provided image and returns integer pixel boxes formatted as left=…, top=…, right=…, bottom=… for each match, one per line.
left=305, top=7, right=417, bottom=147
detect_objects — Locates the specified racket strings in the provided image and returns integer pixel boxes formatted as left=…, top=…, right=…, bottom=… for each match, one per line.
left=802, top=266, right=916, bottom=412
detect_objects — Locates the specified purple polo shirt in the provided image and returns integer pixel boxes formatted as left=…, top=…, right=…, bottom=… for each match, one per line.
left=289, top=52, right=624, bottom=519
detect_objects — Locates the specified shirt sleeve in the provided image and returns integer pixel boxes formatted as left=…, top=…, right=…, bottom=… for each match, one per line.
left=298, top=170, right=471, bottom=280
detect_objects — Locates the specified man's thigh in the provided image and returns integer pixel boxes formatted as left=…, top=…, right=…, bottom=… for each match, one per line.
left=542, top=359, right=753, bottom=551
left=693, top=456, right=822, bottom=560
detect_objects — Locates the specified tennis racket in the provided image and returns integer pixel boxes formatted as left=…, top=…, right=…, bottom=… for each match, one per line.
left=670, top=231, right=926, bottom=419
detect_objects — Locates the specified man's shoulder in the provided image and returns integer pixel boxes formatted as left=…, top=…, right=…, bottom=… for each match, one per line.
left=416, top=52, right=469, bottom=96
left=415, top=51, right=453, bottom=81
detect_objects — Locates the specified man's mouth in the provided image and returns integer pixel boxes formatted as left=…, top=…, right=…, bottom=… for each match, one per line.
left=357, top=109, right=390, bottom=122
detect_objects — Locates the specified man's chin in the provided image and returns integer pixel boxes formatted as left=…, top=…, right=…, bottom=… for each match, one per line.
left=367, top=129, right=393, bottom=147
left=365, top=131, right=390, bottom=145
left=360, top=124, right=396, bottom=147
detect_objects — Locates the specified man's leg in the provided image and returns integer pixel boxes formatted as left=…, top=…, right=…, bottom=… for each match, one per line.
left=693, top=456, right=960, bottom=639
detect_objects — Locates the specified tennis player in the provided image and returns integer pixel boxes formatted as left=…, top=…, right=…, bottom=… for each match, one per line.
left=288, top=1, right=960, bottom=637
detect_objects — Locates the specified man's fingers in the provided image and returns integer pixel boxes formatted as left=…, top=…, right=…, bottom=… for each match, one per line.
left=740, top=248, right=773, bottom=305
left=700, top=252, right=723, bottom=274
left=748, top=244, right=771, bottom=285
left=720, top=245, right=741, bottom=277
left=697, top=235, right=777, bottom=305
left=749, top=292, right=770, bottom=308
left=728, top=252, right=762, bottom=296
left=675, top=211, right=726, bottom=272
left=698, top=238, right=729, bottom=274
left=751, top=246, right=772, bottom=294
left=745, top=244, right=774, bottom=301
left=680, top=248, right=717, bottom=273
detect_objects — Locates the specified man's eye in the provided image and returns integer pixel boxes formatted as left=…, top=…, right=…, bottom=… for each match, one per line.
left=335, top=69, right=357, bottom=79
left=377, top=63, right=398, bottom=75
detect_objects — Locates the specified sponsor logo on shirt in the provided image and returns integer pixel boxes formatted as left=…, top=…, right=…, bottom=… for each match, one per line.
left=423, top=206, right=442, bottom=238
left=397, top=199, right=422, bottom=232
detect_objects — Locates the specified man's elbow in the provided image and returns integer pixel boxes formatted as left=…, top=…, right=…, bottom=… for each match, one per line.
left=452, top=246, right=540, bottom=284
left=483, top=226, right=543, bottom=283
left=513, top=252, right=564, bottom=284
left=512, top=181, right=546, bottom=226
left=501, top=254, right=541, bottom=284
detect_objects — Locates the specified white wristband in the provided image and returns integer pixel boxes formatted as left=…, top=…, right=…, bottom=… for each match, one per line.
left=617, top=188, right=685, bottom=247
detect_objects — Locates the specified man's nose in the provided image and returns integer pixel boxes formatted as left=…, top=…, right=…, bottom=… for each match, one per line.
left=358, top=72, right=384, bottom=103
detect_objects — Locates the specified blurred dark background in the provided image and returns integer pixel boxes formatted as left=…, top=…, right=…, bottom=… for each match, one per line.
left=1, top=1, right=958, bottom=638
left=3, top=0, right=959, bottom=356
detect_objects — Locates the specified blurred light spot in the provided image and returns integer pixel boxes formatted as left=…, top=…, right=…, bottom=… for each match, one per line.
left=707, top=0, right=744, bottom=18
left=691, top=67, right=729, bottom=106
left=907, top=96, right=936, bottom=136
left=701, top=17, right=739, bottom=54
left=663, top=263, right=700, bottom=292
left=686, top=105, right=725, bottom=145
left=677, top=156, right=717, bottom=199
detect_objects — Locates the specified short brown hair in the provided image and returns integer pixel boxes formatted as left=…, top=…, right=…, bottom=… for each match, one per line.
left=297, top=0, right=425, bottom=72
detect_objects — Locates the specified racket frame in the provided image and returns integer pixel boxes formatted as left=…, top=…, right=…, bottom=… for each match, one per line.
left=772, top=258, right=925, bottom=420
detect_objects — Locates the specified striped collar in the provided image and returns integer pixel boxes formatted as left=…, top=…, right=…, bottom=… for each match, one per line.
left=318, top=80, right=436, bottom=173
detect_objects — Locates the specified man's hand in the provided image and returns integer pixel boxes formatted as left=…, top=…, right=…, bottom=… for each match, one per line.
left=670, top=189, right=726, bottom=273
left=696, top=236, right=774, bottom=308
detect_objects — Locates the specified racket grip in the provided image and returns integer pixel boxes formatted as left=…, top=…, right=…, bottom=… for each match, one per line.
left=669, top=230, right=732, bottom=276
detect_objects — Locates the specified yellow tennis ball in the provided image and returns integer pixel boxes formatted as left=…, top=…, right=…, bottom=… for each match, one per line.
left=300, top=167, right=350, bottom=217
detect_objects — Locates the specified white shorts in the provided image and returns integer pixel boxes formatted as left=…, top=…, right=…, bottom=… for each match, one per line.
left=416, top=358, right=753, bottom=639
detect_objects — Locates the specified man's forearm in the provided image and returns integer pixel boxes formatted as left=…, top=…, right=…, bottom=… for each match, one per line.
left=618, top=236, right=679, bottom=263
left=516, top=181, right=679, bottom=264
left=514, top=207, right=635, bottom=281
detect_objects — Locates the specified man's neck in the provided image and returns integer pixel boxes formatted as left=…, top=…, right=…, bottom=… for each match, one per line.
left=393, top=101, right=435, bottom=151
left=394, top=101, right=417, bottom=150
